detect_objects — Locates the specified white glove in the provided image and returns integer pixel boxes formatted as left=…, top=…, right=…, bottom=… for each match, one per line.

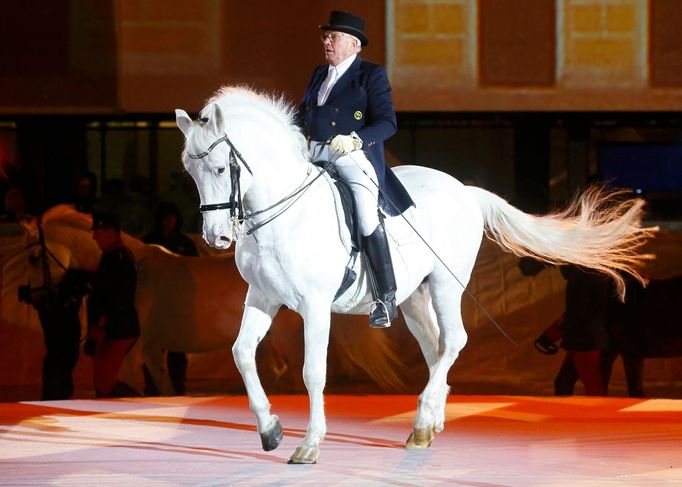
left=330, top=132, right=362, bottom=155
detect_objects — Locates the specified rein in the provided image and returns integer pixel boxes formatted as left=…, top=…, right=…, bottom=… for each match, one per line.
left=188, top=132, right=333, bottom=237
left=244, top=159, right=333, bottom=236
left=187, top=134, right=251, bottom=218
left=24, top=225, right=69, bottom=299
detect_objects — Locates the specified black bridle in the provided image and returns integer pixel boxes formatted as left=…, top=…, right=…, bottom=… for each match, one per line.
left=24, top=225, right=69, bottom=307
left=187, top=133, right=253, bottom=223
left=187, top=132, right=332, bottom=237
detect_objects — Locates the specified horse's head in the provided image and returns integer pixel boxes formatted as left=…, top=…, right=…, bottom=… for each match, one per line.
left=177, top=86, right=309, bottom=249
left=176, top=103, right=254, bottom=249
left=40, top=205, right=102, bottom=271
left=21, top=221, right=73, bottom=307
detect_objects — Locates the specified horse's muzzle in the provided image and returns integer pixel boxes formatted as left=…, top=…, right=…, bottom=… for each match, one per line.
left=202, top=230, right=233, bottom=250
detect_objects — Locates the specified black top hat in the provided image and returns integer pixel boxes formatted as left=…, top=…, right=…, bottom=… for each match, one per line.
left=320, top=10, right=368, bottom=47
left=91, top=211, right=121, bottom=230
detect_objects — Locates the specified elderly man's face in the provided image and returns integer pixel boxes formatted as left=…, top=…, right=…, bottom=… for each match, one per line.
left=321, top=30, right=358, bottom=66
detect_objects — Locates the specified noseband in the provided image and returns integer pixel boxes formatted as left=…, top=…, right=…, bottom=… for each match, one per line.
left=187, top=133, right=253, bottom=222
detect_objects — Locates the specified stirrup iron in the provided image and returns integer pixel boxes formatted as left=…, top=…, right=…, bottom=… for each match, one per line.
left=369, top=299, right=397, bottom=328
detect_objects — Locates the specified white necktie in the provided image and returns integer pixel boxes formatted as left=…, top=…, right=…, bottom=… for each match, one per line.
left=317, top=67, right=338, bottom=106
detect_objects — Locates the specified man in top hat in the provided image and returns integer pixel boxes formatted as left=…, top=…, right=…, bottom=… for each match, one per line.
left=297, top=10, right=414, bottom=328
left=86, top=211, right=140, bottom=397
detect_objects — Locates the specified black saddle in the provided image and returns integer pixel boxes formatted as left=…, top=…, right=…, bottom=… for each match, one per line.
left=314, top=161, right=361, bottom=300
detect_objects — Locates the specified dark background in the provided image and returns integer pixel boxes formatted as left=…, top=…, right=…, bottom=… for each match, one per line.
left=0, top=1, right=681, bottom=223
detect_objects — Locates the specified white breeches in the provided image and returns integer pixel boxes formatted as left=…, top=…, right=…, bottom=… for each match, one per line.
left=310, top=144, right=380, bottom=236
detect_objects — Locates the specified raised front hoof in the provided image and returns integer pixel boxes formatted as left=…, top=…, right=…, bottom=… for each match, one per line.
left=405, top=426, right=434, bottom=449
left=260, top=418, right=283, bottom=452
left=287, top=445, right=320, bottom=464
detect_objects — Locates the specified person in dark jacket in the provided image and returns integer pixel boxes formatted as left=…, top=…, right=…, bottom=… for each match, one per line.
left=74, top=171, right=98, bottom=214
left=20, top=268, right=91, bottom=400
left=297, top=10, right=414, bottom=328
left=85, top=212, right=140, bottom=397
left=530, top=262, right=612, bottom=396
left=143, top=201, right=198, bottom=257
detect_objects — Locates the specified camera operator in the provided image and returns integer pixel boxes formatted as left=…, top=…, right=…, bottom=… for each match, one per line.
left=19, top=269, right=92, bottom=400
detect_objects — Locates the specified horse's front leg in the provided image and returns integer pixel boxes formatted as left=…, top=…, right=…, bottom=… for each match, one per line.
left=288, top=303, right=332, bottom=464
left=232, top=287, right=282, bottom=451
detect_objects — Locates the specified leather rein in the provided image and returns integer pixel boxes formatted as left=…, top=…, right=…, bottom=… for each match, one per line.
left=25, top=225, right=69, bottom=298
left=186, top=132, right=331, bottom=237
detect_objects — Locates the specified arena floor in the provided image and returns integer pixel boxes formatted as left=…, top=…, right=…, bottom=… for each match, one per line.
left=1, top=394, right=681, bottom=486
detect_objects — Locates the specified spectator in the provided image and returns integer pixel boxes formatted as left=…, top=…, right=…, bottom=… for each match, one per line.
left=531, top=262, right=612, bottom=396
left=143, top=201, right=199, bottom=257
left=74, top=172, right=98, bottom=214
left=19, top=268, right=91, bottom=400
left=1, top=187, right=30, bottom=223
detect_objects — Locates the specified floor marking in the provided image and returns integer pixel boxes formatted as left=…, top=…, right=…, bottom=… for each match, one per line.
left=621, top=399, right=682, bottom=413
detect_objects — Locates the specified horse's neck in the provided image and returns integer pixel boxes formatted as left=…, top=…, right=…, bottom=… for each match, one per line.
left=122, top=234, right=156, bottom=261
left=244, top=152, right=314, bottom=218
left=242, top=156, right=339, bottom=248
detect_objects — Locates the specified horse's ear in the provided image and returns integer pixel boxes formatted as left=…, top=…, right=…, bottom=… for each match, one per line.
left=175, top=109, right=193, bottom=137
left=20, top=219, right=38, bottom=238
left=214, top=104, right=225, bottom=132
left=206, top=103, right=224, bottom=133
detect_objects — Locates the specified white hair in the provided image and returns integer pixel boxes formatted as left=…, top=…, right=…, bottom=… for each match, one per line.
left=350, top=34, right=362, bottom=51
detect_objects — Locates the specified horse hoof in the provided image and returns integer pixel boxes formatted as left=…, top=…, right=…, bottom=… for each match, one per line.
left=260, top=417, right=283, bottom=451
left=405, top=426, right=434, bottom=448
left=287, top=445, right=319, bottom=464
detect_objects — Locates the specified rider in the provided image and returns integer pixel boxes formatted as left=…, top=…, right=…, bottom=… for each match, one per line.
left=297, top=10, right=414, bottom=328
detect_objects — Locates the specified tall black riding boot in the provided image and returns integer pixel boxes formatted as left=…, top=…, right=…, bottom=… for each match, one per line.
left=363, top=224, right=398, bottom=328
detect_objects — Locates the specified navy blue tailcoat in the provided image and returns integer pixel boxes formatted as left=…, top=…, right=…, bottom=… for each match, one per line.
left=297, top=56, right=414, bottom=216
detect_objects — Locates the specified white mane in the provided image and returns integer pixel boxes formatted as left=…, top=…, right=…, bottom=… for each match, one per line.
left=41, top=204, right=92, bottom=229
left=200, top=85, right=308, bottom=158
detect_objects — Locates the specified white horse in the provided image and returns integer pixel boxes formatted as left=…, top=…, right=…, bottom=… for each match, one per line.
left=175, top=85, right=656, bottom=464
left=16, top=205, right=405, bottom=396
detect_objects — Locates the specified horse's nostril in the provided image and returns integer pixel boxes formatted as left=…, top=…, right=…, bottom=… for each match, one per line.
left=219, top=236, right=230, bottom=241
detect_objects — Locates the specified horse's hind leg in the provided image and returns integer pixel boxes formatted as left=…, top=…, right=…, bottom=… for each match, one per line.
left=404, top=280, right=467, bottom=447
left=399, top=283, right=445, bottom=447
left=232, top=288, right=282, bottom=451
left=141, top=341, right=173, bottom=396
left=400, top=282, right=440, bottom=377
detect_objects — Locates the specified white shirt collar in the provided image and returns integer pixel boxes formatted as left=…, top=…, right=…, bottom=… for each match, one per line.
left=328, top=53, right=357, bottom=78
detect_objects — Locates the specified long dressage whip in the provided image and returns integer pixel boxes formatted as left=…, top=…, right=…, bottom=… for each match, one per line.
left=345, top=151, right=519, bottom=346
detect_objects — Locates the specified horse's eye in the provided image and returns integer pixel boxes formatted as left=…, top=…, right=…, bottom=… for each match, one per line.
left=216, top=167, right=226, bottom=175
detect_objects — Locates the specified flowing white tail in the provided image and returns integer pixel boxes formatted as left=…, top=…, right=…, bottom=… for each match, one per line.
left=468, top=185, right=658, bottom=300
